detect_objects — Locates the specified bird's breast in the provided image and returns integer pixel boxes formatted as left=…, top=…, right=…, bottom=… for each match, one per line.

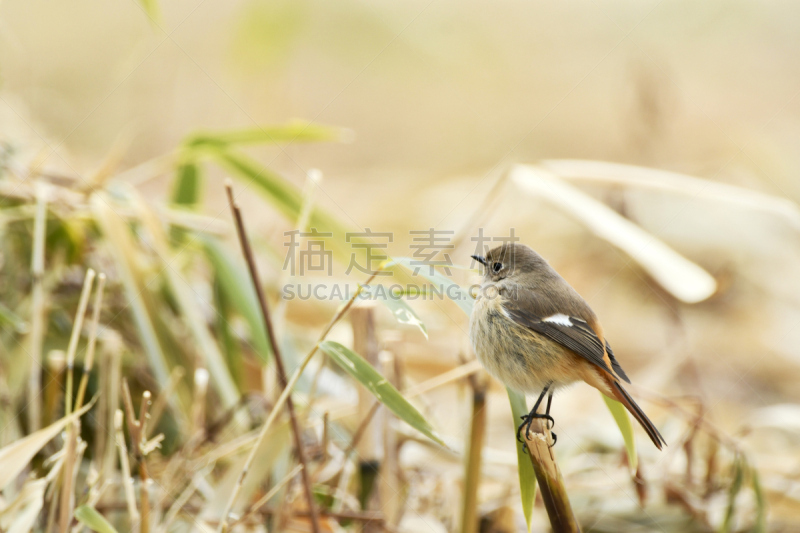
left=470, top=288, right=578, bottom=393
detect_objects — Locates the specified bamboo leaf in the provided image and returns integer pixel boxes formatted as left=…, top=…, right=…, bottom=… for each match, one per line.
left=602, top=394, right=638, bottom=473
left=319, top=340, right=445, bottom=447
left=385, top=257, right=474, bottom=315
left=361, top=285, right=428, bottom=338
left=186, top=120, right=346, bottom=149
left=506, top=387, right=536, bottom=533
left=74, top=505, right=118, bottom=533
left=202, top=236, right=272, bottom=363
left=0, top=399, right=94, bottom=490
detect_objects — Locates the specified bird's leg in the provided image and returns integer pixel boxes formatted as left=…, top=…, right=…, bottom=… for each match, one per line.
left=517, top=384, right=555, bottom=446
left=545, top=390, right=557, bottom=447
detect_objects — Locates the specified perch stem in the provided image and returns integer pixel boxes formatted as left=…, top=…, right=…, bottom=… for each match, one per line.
left=522, top=419, right=581, bottom=533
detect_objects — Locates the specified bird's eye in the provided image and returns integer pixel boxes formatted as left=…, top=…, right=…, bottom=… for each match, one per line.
left=492, top=262, right=503, bottom=273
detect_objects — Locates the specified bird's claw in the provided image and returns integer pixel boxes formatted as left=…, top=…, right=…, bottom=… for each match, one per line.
left=516, top=413, right=557, bottom=447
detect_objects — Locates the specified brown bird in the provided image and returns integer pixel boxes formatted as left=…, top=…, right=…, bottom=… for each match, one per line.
left=470, top=243, right=665, bottom=449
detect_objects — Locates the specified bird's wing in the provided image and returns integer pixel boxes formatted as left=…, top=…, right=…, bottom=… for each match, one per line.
left=501, top=299, right=631, bottom=383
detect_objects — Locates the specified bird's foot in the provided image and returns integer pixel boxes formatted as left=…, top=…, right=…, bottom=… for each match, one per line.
left=517, top=412, right=556, bottom=449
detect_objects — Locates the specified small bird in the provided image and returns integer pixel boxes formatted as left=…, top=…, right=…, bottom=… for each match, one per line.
left=470, top=243, right=665, bottom=449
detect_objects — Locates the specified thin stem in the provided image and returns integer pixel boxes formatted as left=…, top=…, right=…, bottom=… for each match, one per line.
left=100, top=340, right=122, bottom=481
left=64, top=268, right=96, bottom=416
left=116, top=409, right=140, bottom=524
left=75, top=273, right=106, bottom=411
left=27, top=182, right=49, bottom=432
left=138, top=392, right=152, bottom=533
left=224, top=182, right=321, bottom=533
left=58, top=424, right=79, bottom=533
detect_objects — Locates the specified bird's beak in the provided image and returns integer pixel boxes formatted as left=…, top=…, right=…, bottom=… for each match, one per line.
left=471, top=255, right=487, bottom=267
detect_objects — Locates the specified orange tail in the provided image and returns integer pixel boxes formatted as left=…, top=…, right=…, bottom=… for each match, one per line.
left=610, top=380, right=666, bottom=450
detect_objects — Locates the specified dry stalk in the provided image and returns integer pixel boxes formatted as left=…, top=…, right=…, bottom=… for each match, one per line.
left=64, top=268, right=96, bottom=416
left=352, top=305, right=382, bottom=520
left=27, top=181, right=49, bottom=432
left=460, top=372, right=488, bottom=533
left=138, top=391, right=153, bottom=533
left=377, top=350, right=401, bottom=527
left=116, top=409, right=140, bottom=524
left=59, top=268, right=96, bottom=533
left=75, top=273, right=106, bottom=411
left=100, top=339, right=122, bottom=481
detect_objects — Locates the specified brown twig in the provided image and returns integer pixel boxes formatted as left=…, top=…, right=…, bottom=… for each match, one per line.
left=522, top=420, right=581, bottom=533
left=224, top=181, right=321, bottom=533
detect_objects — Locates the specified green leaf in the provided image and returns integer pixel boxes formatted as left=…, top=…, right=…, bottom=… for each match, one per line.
left=201, top=236, right=272, bottom=364
left=171, top=162, right=203, bottom=208
left=170, top=162, right=204, bottom=244
left=74, top=505, right=118, bottom=533
left=319, top=340, right=445, bottom=447
left=385, top=257, right=474, bottom=315
left=186, top=120, right=345, bottom=149
left=506, top=387, right=536, bottom=533
left=601, top=394, right=638, bottom=473
left=361, top=285, right=427, bottom=338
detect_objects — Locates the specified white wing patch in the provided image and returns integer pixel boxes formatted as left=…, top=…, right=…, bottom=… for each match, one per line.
left=543, top=313, right=573, bottom=327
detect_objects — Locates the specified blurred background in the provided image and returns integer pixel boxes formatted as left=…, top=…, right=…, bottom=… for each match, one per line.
left=2, top=0, right=800, bottom=531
